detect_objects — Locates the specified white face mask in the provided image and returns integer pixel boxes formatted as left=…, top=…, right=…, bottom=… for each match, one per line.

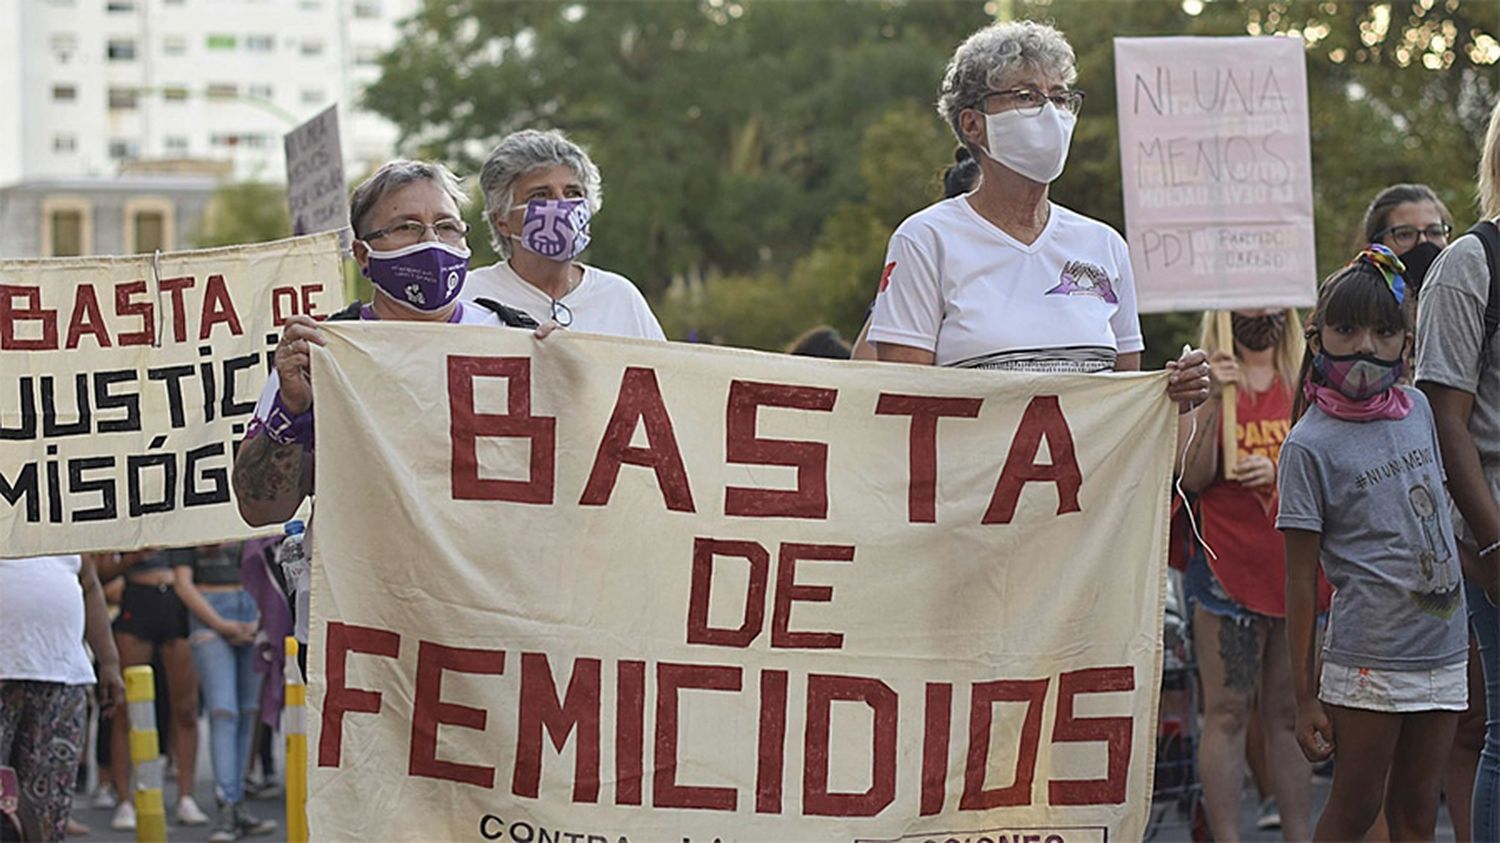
left=981, top=102, right=1077, bottom=184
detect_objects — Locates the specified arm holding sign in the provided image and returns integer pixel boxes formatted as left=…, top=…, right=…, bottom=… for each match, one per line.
left=233, top=316, right=320, bottom=526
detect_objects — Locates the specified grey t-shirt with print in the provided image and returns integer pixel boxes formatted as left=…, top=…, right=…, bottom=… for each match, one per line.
left=1415, top=232, right=1499, bottom=544
left=1277, top=390, right=1468, bottom=671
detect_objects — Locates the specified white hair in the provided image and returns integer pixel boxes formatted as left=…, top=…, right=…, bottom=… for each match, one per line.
left=936, top=20, right=1078, bottom=150
left=348, top=159, right=467, bottom=238
left=479, top=129, right=603, bottom=257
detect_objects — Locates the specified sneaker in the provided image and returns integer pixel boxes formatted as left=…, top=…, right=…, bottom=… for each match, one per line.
left=176, top=794, right=210, bottom=826
left=89, top=785, right=116, bottom=810
left=233, top=802, right=278, bottom=837
left=66, top=816, right=91, bottom=836
left=207, top=804, right=238, bottom=843
left=110, top=800, right=136, bottom=832
left=243, top=776, right=282, bottom=799
left=1256, top=797, right=1282, bottom=831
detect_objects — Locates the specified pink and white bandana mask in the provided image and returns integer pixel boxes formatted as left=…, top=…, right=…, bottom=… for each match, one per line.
left=361, top=240, right=470, bottom=311
left=512, top=198, right=593, bottom=262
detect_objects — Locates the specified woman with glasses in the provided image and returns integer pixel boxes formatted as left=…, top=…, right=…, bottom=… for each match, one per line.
left=1363, top=184, right=1453, bottom=304
left=465, top=129, right=665, bottom=340
left=234, top=160, right=517, bottom=530
left=867, top=20, right=1207, bottom=398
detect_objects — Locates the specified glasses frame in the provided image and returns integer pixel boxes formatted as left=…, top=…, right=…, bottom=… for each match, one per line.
left=1374, top=223, right=1452, bottom=248
left=362, top=218, right=470, bottom=245
left=975, top=86, right=1086, bottom=116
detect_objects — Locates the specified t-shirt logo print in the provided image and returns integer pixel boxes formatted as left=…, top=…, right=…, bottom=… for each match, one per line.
left=1047, top=260, right=1119, bottom=304
left=1408, top=479, right=1462, bottom=618
left=521, top=199, right=590, bottom=259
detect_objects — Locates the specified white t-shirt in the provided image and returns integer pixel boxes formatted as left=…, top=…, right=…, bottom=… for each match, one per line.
left=0, top=555, right=97, bottom=684
left=867, top=198, right=1144, bottom=373
left=464, top=261, right=666, bottom=341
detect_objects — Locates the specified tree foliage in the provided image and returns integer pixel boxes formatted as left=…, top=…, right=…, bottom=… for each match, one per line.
left=366, top=0, right=1496, bottom=356
left=193, top=182, right=291, bottom=249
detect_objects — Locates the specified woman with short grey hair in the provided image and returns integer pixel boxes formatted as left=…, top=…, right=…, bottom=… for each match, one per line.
left=465, top=128, right=665, bottom=340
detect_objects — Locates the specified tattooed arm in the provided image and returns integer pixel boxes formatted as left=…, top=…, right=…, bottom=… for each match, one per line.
left=233, top=432, right=312, bottom=526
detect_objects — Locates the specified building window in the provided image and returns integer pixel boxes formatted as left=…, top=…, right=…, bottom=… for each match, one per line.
left=247, top=84, right=273, bottom=100
left=206, top=83, right=238, bottom=100
left=162, top=86, right=189, bottom=102
left=205, top=34, right=236, bottom=51
left=106, top=0, right=137, bottom=11
left=354, top=45, right=380, bottom=66
left=245, top=34, right=273, bottom=52
left=352, top=0, right=380, bottom=17
left=47, top=0, right=76, bottom=6
left=52, top=84, right=77, bottom=101
left=299, top=40, right=324, bottom=57
left=50, top=34, right=77, bottom=62
left=164, top=136, right=189, bottom=153
left=53, top=134, right=78, bottom=153
left=132, top=211, right=166, bottom=253
left=298, top=0, right=321, bottom=9
left=108, top=138, right=139, bottom=159
left=162, top=35, right=186, bottom=56
left=50, top=210, right=85, bottom=257
left=108, top=87, right=138, bottom=110
left=210, top=133, right=238, bottom=148
left=106, top=38, right=136, bottom=61
left=300, top=88, right=324, bottom=105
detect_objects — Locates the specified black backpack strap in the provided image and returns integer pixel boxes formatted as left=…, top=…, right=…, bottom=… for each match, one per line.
left=473, top=297, right=541, bottom=330
left=1470, top=221, right=1500, bottom=351
left=327, top=301, right=365, bottom=321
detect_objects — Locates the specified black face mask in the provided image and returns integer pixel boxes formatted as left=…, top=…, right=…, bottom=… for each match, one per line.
left=1231, top=312, right=1286, bottom=351
left=1398, top=241, right=1442, bottom=297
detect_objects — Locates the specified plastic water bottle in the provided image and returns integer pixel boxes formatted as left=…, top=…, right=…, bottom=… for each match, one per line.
left=276, top=519, right=311, bottom=643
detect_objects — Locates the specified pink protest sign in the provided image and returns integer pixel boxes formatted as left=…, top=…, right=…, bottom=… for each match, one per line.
left=1115, top=36, right=1317, bottom=313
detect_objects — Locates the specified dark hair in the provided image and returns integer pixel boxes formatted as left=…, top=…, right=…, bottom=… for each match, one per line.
left=942, top=147, right=980, bottom=199
left=1359, top=183, right=1451, bottom=247
left=786, top=326, right=851, bottom=360
left=1291, top=256, right=1411, bottom=419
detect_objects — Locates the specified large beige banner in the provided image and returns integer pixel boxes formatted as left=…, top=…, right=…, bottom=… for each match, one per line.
left=308, top=323, right=1176, bottom=842
left=0, top=233, right=344, bottom=555
left=1116, top=36, right=1317, bottom=313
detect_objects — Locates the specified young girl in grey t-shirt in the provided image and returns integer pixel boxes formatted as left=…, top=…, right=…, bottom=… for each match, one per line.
left=1278, top=246, right=1469, bottom=840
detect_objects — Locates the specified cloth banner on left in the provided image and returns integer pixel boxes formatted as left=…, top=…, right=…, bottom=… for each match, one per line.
left=0, top=232, right=344, bottom=555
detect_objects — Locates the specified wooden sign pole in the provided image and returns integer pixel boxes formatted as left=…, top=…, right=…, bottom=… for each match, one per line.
left=1215, top=311, right=1238, bottom=477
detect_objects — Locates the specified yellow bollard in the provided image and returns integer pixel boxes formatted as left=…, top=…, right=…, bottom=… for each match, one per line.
left=285, top=637, right=309, bottom=843
left=123, top=665, right=167, bottom=843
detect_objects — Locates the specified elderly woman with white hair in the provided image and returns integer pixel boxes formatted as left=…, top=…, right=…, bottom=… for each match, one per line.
left=465, top=129, right=665, bottom=339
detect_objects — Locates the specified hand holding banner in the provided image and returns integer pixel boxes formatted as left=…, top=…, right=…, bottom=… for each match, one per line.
left=307, top=324, right=1175, bottom=841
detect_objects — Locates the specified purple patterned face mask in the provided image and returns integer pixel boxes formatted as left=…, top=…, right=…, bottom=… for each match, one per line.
left=361, top=240, right=470, bottom=311
left=512, top=198, right=592, bottom=262
left=1312, top=350, right=1405, bottom=400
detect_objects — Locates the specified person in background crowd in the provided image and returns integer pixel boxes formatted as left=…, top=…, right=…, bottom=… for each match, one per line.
left=1283, top=247, right=1469, bottom=841
left=866, top=20, right=1208, bottom=399
left=466, top=129, right=666, bottom=340
left=0, top=555, right=124, bottom=841
left=786, top=325, right=852, bottom=359
left=1179, top=306, right=1318, bottom=841
left=96, top=549, right=208, bottom=831
left=172, top=544, right=277, bottom=841
left=239, top=537, right=289, bottom=801
left=1417, top=98, right=1500, bottom=842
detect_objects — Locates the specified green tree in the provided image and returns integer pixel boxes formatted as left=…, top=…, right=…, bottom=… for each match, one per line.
left=193, top=182, right=292, bottom=248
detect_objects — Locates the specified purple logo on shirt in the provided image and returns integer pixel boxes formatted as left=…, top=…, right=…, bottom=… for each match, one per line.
left=1046, top=260, right=1118, bottom=303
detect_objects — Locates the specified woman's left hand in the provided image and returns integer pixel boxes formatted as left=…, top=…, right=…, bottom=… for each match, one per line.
left=1165, top=348, right=1211, bottom=413
left=1233, top=454, right=1277, bottom=488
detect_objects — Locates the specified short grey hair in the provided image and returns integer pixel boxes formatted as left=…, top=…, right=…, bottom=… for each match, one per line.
left=479, top=129, right=603, bottom=257
left=936, top=20, right=1077, bottom=150
left=349, top=159, right=467, bottom=239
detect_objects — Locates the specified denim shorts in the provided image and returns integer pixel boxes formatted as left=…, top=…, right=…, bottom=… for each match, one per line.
left=1183, top=546, right=1261, bottom=625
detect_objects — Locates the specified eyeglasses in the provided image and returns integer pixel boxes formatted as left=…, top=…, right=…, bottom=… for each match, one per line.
left=1374, top=223, right=1451, bottom=250
left=977, top=86, right=1086, bottom=116
left=362, top=219, right=469, bottom=247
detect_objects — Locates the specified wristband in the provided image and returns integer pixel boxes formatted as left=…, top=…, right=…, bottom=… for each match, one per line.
left=261, top=392, right=314, bottom=450
left=1479, top=540, right=1500, bottom=559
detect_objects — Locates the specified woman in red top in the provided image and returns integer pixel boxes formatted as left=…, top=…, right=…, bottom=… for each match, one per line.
left=1182, top=308, right=1317, bottom=841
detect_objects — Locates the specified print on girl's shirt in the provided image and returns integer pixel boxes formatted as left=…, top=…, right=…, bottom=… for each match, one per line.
left=1407, top=479, right=1462, bottom=618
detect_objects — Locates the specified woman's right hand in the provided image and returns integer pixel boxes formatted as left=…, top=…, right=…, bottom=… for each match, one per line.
left=1295, top=699, right=1335, bottom=762
left=1208, top=350, right=1238, bottom=396
left=216, top=620, right=258, bottom=647
left=275, top=315, right=326, bottom=415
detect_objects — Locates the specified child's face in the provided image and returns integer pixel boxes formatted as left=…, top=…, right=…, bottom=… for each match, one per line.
left=1319, top=321, right=1408, bottom=360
